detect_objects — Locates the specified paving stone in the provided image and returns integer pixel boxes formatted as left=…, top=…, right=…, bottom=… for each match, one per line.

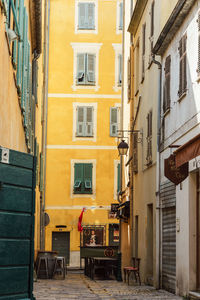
left=34, top=273, right=183, bottom=300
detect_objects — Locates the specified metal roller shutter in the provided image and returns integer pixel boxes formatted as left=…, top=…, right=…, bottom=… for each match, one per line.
left=160, top=181, right=176, bottom=294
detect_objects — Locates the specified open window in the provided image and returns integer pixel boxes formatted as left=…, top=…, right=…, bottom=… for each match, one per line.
left=73, top=163, right=93, bottom=194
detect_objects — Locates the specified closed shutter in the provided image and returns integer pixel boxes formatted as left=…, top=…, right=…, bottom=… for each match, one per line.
left=77, top=53, right=85, bottom=84
left=160, top=181, right=176, bottom=294
left=133, top=132, right=138, bottom=173
left=87, top=54, right=95, bottom=84
left=84, top=163, right=92, bottom=193
left=52, top=232, right=70, bottom=265
left=128, top=58, right=131, bottom=100
left=12, top=0, right=19, bottom=68
left=146, top=111, right=152, bottom=164
left=39, top=153, right=44, bottom=192
left=32, top=59, right=38, bottom=104
left=118, top=54, right=122, bottom=85
left=74, top=163, right=83, bottom=193
left=119, top=2, right=123, bottom=29
left=21, top=7, right=28, bottom=111
left=117, top=163, right=121, bottom=193
left=142, top=23, right=146, bottom=79
left=150, top=1, right=154, bottom=37
left=198, top=12, right=200, bottom=75
left=178, top=34, right=187, bottom=97
left=163, top=55, right=171, bottom=112
left=85, top=106, right=93, bottom=136
left=78, top=3, right=86, bottom=29
left=16, top=0, right=24, bottom=92
left=110, top=107, right=118, bottom=137
left=76, top=106, right=85, bottom=136
left=88, top=3, right=95, bottom=29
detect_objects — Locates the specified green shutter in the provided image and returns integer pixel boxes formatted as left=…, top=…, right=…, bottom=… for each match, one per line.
left=110, top=107, right=118, bottom=137
left=74, top=163, right=84, bottom=193
left=2, top=0, right=9, bottom=18
left=119, top=2, right=123, bottom=30
left=32, top=59, right=38, bottom=104
left=21, top=7, right=28, bottom=111
left=84, top=163, right=92, bottom=193
left=88, top=3, right=95, bottom=29
left=12, top=0, right=19, bottom=68
left=77, top=53, right=85, bottom=84
left=36, top=142, right=39, bottom=185
left=16, top=0, right=24, bottom=92
left=85, top=107, right=93, bottom=136
left=39, top=153, right=44, bottom=192
left=117, top=163, right=121, bottom=193
left=87, top=54, right=95, bottom=84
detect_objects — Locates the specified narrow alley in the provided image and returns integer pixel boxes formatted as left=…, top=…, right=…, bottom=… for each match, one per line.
left=34, top=271, right=183, bottom=300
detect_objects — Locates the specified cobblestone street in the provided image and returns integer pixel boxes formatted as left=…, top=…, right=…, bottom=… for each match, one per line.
left=34, top=272, right=183, bottom=300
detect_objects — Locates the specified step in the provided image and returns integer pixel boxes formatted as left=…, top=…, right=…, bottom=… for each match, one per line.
left=189, top=291, right=200, bottom=299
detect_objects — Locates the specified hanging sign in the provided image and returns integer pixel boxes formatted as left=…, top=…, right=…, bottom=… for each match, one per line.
left=164, top=154, right=188, bottom=185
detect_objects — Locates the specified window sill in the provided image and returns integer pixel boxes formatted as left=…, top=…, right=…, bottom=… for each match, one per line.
left=76, top=28, right=97, bottom=35
left=178, top=91, right=187, bottom=102
left=72, top=84, right=100, bottom=91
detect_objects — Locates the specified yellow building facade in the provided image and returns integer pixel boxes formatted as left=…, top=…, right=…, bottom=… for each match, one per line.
left=45, top=0, right=122, bottom=266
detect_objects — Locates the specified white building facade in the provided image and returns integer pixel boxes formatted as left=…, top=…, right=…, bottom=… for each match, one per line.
left=153, top=0, right=200, bottom=296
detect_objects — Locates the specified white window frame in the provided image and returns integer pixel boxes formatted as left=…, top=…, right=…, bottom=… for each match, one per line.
left=114, top=160, right=120, bottom=200
left=75, top=0, right=98, bottom=34
left=116, top=0, right=123, bottom=35
left=71, top=43, right=102, bottom=91
left=73, top=102, right=97, bottom=142
left=71, top=159, right=96, bottom=198
left=112, top=44, right=122, bottom=92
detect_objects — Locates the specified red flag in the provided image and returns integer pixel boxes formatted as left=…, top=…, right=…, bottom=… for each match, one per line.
left=78, top=208, right=85, bottom=232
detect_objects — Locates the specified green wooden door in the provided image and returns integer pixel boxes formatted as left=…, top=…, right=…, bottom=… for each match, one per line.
left=0, top=147, right=36, bottom=300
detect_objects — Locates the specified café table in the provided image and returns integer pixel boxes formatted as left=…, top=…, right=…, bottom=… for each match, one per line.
left=90, top=257, right=118, bottom=280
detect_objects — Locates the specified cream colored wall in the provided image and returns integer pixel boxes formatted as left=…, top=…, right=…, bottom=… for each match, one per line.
left=45, top=0, right=121, bottom=265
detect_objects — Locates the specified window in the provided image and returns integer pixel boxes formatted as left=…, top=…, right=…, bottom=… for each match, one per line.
left=110, top=107, right=119, bottom=137
left=163, top=55, right=171, bottom=113
left=116, top=1, right=123, bottom=34
left=146, top=111, right=152, bottom=165
left=76, top=106, right=93, bottom=137
left=149, top=1, right=154, bottom=66
left=71, top=43, right=102, bottom=91
left=77, top=53, right=95, bottom=85
left=78, top=2, right=95, bottom=30
left=197, top=12, right=200, bottom=76
left=119, top=2, right=123, bottom=30
left=141, top=23, right=146, bottom=81
left=81, top=225, right=106, bottom=246
left=73, top=163, right=93, bottom=194
left=133, top=132, right=138, bottom=173
left=135, top=39, right=140, bottom=94
left=112, top=43, right=122, bottom=91
left=178, top=34, right=187, bottom=97
left=109, top=224, right=119, bottom=246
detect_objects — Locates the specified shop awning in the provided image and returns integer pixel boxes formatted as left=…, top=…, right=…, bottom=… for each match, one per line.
left=174, top=133, right=200, bottom=167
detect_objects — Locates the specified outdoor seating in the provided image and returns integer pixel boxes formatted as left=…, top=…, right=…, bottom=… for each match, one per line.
left=37, top=256, right=49, bottom=279
left=52, top=256, right=66, bottom=279
left=123, top=257, right=141, bottom=285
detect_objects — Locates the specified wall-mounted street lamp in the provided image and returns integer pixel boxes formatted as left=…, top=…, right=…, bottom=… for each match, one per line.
left=117, top=139, right=129, bottom=156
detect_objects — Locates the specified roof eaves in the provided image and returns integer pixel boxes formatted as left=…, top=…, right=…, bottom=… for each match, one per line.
left=128, top=0, right=148, bottom=35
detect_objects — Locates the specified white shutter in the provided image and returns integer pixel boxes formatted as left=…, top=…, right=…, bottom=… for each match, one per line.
left=87, top=54, right=95, bottom=84
left=77, top=53, right=85, bottom=84
left=85, top=107, right=93, bottom=136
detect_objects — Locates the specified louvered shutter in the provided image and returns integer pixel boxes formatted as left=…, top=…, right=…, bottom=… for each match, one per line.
left=77, top=53, right=85, bottom=84
left=84, top=164, right=93, bottom=193
left=146, top=112, right=152, bottom=164
left=39, top=153, right=44, bottom=192
left=16, top=0, right=24, bottom=92
left=2, top=0, right=9, bottom=18
left=36, top=140, right=39, bottom=186
left=150, top=1, right=154, bottom=37
left=87, top=54, right=95, bottom=84
left=164, top=55, right=171, bottom=112
left=88, top=3, right=95, bottom=29
left=130, top=45, right=134, bottom=100
left=32, top=59, right=38, bottom=104
left=133, top=132, right=138, bottom=173
left=21, top=7, right=28, bottom=111
left=85, top=107, right=93, bottom=137
left=77, top=106, right=85, bottom=136
left=110, top=107, right=118, bottom=137
left=118, top=54, right=122, bottom=85
left=12, top=0, right=19, bottom=68
left=74, top=164, right=84, bottom=193
left=117, top=163, right=121, bottom=193
left=119, top=2, right=123, bottom=30
left=198, top=12, right=200, bottom=75
left=142, top=23, right=146, bottom=79
left=128, top=58, right=131, bottom=100
left=178, top=35, right=187, bottom=96
left=78, top=3, right=86, bottom=29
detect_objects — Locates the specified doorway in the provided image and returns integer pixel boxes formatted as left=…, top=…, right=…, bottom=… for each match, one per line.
left=52, top=232, right=70, bottom=265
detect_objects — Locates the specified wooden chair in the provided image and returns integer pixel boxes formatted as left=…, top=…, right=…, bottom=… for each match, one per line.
left=123, top=257, right=141, bottom=285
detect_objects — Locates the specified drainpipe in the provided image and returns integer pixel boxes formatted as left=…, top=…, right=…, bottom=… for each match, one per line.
left=152, top=54, right=162, bottom=289
left=40, top=0, right=50, bottom=250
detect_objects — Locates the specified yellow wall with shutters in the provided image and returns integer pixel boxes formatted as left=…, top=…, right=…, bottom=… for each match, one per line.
left=45, top=0, right=121, bottom=266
